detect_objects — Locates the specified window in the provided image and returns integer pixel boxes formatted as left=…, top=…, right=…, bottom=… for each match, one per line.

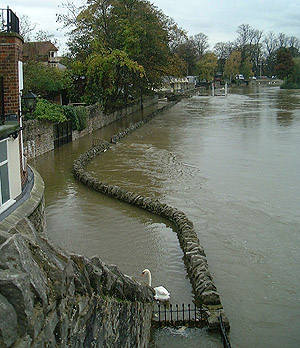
left=0, top=139, right=10, bottom=206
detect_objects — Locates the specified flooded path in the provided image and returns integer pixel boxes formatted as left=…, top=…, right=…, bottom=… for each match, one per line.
left=33, top=87, right=300, bottom=347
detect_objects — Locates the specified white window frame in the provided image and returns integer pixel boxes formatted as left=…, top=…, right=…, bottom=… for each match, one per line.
left=0, top=138, right=15, bottom=213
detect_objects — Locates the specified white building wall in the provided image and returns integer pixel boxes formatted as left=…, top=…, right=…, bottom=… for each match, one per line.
left=8, top=136, right=22, bottom=200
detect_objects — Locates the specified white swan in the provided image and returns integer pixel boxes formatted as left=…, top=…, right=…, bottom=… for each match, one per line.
left=141, top=269, right=170, bottom=302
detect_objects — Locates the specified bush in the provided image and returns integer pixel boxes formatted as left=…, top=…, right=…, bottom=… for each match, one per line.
left=33, top=99, right=67, bottom=123
left=62, top=105, right=88, bottom=131
left=74, top=106, right=88, bottom=131
left=24, top=98, right=88, bottom=131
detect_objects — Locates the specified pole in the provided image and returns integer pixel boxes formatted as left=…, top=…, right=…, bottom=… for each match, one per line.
left=212, top=83, right=215, bottom=97
left=0, top=77, right=5, bottom=124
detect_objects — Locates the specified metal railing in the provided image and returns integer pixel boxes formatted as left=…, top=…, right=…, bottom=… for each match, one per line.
left=219, top=314, right=231, bottom=348
left=0, top=8, right=19, bottom=34
left=152, top=303, right=208, bottom=328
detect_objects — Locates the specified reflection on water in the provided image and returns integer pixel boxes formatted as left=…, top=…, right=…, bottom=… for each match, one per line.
left=33, top=87, right=300, bottom=347
left=275, top=89, right=299, bottom=126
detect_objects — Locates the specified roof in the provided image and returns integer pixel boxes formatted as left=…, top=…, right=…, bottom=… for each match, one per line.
left=23, top=41, right=58, bottom=61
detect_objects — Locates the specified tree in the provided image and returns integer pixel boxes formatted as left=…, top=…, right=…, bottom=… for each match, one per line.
left=175, top=40, right=197, bottom=75
left=196, top=52, right=218, bottom=81
left=34, top=30, right=58, bottom=45
left=81, top=49, right=145, bottom=112
left=214, top=41, right=234, bottom=73
left=19, top=15, right=36, bottom=42
left=275, top=48, right=294, bottom=79
left=190, top=33, right=209, bottom=58
left=280, top=57, right=300, bottom=89
left=224, top=51, right=241, bottom=81
left=240, top=57, right=253, bottom=79
left=23, top=61, right=71, bottom=99
left=58, top=0, right=186, bottom=110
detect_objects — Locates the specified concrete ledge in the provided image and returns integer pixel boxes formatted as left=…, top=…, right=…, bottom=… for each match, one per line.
left=0, top=166, right=45, bottom=234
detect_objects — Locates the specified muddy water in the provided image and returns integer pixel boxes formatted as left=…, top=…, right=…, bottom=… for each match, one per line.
left=32, top=87, right=300, bottom=347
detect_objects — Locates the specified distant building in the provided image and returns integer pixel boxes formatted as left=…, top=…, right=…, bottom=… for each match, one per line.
left=23, top=41, right=66, bottom=70
left=23, top=41, right=67, bottom=104
left=159, top=76, right=190, bottom=93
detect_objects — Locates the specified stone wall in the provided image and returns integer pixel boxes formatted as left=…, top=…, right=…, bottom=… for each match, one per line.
left=72, top=98, right=230, bottom=331
left=23, top=96, right=158, bottom=159
left=0, top=167, right=155, bottom=347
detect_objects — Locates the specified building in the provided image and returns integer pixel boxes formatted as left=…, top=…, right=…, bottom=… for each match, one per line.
left=0, top=8, right=27, bottom=214
left=23, top=41, right=65, bottom=69
left=159, top=76, right=190, bottom=93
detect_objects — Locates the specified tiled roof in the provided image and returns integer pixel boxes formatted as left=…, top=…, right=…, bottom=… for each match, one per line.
left=23, top=41, right=58, bottom=61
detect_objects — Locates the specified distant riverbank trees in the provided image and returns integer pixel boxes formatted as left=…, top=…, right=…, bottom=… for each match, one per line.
left=212, top=24, right=300, bottom=82
left=58, top=0, right=187, bottom=112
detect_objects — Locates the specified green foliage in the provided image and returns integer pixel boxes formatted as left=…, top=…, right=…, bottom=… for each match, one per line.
left=240, top=57, right=253, bottom=79
left=59, top=0, right=186, bottom=111
left=224, top=51, right=241, bottom=80
left=73, top=107, right=88, bottom=131
left=275, top=48, right=294, bottom=80
left=84, top=49, right=145, bottom=112
left=32, top=99, right=67, bottom=123
left=196, top=53, right=218, bottom=81
left=63, top=105, right=88, bottom=131
left=281, top=57, right=300, bottom=89
left=26, top=99, right=89, bottom=131
left=23, top=61, right=71, bottom=99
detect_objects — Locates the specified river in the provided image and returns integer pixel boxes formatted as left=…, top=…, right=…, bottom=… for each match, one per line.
left=32, top=86, right=300, bottom=347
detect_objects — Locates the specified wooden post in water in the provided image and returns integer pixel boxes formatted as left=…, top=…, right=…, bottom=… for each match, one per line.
left=212, top=83, right=215, bottom=97
left=225, top=82, right=228, bottom=96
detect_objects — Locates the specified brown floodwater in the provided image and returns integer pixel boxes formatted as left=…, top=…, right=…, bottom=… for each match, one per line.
left=32, top=86, right=300, bottom=347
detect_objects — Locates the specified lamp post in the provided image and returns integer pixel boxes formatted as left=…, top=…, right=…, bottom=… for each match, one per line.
left=21, top=91, right=37, bottom=115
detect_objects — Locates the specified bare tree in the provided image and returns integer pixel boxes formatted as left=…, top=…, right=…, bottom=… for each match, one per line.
left=277, top=33, right=289, bottom=48
left=19, top=15, right=36, bottom=42
left=214, top=41, right=234, bottom=60
left=263, top=32, right=278, bottom=56
left=289, top=36, right=300, bottom=50
left=190, top=33, right=209, bottom=58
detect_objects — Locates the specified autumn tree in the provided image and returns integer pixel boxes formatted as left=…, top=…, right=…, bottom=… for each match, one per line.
left=196, top=52, right=218, bottom=81
left=58, top=0, right=186, bottom=110
left=224, top=51, right=241, bottom=81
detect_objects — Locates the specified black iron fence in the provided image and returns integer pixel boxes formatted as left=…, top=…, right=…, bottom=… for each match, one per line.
left=219, top=314, right=231, bottom=348
left=152, top=303, right=208, bottom=328
left=0, top=8, right=19, bottom=34
left=54, top=121, right=72, bottom=148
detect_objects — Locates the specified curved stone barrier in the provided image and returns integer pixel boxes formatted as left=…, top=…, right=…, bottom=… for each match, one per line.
left=73, top=101, right=230, bottom=331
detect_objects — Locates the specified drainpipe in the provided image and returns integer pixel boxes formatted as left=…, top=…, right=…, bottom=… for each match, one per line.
left=0, top=76, right=5, bottom=125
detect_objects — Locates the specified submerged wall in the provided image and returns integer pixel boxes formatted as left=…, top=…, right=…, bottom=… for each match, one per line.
left=72, top=96, right=230, bottom=331
left=0, top=167, right=154, bottom=347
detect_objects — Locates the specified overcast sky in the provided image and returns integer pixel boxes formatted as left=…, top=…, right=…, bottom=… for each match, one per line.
left=8, top=0, right=300, bottom=53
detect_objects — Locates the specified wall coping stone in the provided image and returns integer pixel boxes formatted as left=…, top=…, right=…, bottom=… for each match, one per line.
left=0, top=166, right=44, bottom=234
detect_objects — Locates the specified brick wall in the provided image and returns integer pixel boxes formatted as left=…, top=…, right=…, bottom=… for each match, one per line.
left=0, top=32, right=26, bottom=186
left=0, top=33, right=23, bottom=116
